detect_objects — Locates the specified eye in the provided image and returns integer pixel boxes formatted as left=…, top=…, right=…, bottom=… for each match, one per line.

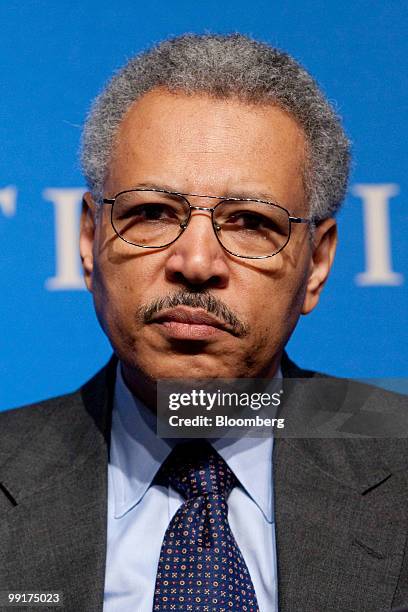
left=226, top=211, right=276, bottom=231
left=120, top=203, right=179, bottom=222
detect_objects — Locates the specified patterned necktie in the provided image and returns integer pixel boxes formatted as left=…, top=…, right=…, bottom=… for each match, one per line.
left=153, top=441, right=260, bottom=611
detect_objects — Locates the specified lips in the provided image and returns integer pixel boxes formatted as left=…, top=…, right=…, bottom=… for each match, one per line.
left=148, top=307, right=230, bottom=339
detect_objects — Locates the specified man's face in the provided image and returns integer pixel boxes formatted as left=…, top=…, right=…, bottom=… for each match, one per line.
left=81, top=88, right=336, bottom=386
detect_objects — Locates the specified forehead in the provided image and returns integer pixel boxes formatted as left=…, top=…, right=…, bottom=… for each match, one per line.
left=105, top=88, right=307, bottom=209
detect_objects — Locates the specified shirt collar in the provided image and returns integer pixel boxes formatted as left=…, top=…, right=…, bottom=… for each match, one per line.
left=110, top=364, right=174, bottom=518
left=110, top=363, right=281, bottom=522
left=213, top=435, right=274, bottom=523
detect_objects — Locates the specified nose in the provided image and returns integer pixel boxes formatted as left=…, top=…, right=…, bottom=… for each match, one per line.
left=164, top=207, right=230, bottom=288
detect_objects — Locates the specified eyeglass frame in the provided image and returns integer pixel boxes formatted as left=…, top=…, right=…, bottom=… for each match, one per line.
left=102, top=188, right=312, bottom=260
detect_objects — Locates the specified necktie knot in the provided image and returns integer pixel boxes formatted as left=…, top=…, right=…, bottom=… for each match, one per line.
left=162, top=441, right=236, bottom=501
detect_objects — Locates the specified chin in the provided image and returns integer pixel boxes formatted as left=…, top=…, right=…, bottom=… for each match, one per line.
left=137, top=352, right=239, bottom=381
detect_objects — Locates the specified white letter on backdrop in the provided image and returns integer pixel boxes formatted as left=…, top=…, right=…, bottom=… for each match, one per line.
left=0, top=185, right=17, bottom=217
left=353, top=183, right=403, bottom=286
left=44, top=188, right=85, bottom=290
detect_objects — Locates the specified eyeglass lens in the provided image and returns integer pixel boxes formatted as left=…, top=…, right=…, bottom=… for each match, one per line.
left=112, top=190, right=290, bottom=257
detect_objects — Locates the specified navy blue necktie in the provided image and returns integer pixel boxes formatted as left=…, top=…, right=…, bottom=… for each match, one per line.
left=153, top=441, right=260, bottom=611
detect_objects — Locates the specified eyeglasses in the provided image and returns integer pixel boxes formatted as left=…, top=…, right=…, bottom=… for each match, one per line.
left=102, top=188, right=311, bottom=259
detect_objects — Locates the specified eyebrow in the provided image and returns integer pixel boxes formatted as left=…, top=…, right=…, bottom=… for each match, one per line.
left=126, top=181, right=283, bottom=203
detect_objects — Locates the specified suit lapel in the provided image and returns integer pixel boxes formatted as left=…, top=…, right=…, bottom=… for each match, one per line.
left=275, top=355, right=408, bottom=611
left=0, top=358, right=116, bottom=612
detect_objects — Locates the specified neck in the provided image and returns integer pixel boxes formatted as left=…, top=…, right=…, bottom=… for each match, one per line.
left=120, top=362, right=158, bottom=412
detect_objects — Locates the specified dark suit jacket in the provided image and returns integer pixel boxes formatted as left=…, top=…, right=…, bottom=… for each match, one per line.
left=1, top=355, right=408, bottom=612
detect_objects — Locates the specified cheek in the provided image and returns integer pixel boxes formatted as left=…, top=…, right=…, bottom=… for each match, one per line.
left=91, top=256, right=143, bottom=338
left=239, top=262, right=309, bottom=341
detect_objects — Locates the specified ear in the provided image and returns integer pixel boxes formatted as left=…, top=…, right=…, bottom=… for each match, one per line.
left=79, top=192, right=98, bottom=292
left=301, top=218, right=338, bottom=315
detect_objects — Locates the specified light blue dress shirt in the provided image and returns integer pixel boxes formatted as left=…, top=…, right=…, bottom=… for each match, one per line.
left=103, top=364, right=279, bottom=611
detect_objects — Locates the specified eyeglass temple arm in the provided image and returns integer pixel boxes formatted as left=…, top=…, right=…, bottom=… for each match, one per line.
left=103, top=198, right=115, bottom=204
left=289, top=216, right=311, bottom=224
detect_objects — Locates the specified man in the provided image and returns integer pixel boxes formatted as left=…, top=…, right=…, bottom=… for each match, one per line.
left=0, top=34, right=407, bottom=612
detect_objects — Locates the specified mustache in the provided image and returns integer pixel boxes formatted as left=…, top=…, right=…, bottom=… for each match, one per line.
left=139, top=289, right=249, bottom=338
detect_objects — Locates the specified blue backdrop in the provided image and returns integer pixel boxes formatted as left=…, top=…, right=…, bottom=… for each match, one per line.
left=1, top=0, right=407, bottom=411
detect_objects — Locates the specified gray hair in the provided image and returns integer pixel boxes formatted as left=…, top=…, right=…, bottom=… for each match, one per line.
left=81, top=33, right=350, bottom=220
